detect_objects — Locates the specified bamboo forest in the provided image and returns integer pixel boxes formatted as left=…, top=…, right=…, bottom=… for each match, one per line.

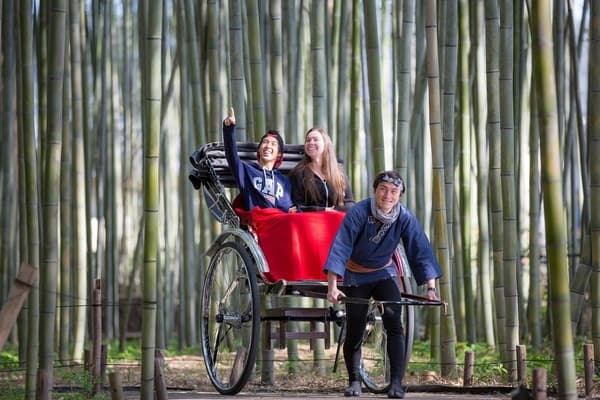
left=0, top=1, right=599, bottom=399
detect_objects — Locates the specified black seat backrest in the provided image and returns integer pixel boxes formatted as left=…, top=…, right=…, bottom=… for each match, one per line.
left=189, top=142, right=306, bottom=189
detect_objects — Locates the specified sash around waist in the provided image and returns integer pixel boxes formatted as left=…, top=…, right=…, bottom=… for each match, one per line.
left=346, top=258, right=393, bottom=273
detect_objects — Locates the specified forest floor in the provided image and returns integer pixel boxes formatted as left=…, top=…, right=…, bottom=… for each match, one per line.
left=0, top=345, right=579, bottom=399
left=107, top=350, right=473, bottom=391
left=106, top=354, right=522, bottom=399
left=100, top=351, right=523, bottom=398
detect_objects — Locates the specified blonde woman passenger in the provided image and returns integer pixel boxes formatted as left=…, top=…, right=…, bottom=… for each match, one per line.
left=289, top=128, right=354, bottom=212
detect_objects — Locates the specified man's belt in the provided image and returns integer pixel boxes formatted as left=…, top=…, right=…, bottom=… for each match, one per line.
left=346, top=258, right=393, bottom=273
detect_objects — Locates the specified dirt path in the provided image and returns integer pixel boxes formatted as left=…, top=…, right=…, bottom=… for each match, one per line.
left=113, top=353, right=546, bottom=399
left=123, top=389, right=517, bottom=399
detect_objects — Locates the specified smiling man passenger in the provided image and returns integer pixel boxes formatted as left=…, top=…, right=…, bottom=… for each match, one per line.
left=222, top=108, right=295, bottom=212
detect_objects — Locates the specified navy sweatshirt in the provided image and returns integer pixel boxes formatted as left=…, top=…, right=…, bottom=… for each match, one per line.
left=223, top=123, right=294, bottom=212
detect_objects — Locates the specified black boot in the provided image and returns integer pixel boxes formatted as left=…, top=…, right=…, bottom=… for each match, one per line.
left=344, top=381, right=362, bottom=397
left=388, top=379, right=405, bottom=398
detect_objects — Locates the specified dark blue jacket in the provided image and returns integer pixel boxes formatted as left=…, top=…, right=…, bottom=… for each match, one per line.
left=324, top=198, right=442, bottom=286
left=223, top=123, right=294, bottom=212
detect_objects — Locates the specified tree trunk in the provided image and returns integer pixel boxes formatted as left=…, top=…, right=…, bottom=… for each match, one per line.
left=499, top=0, right=519, bottom=381
left=140, top=0, right=162, bottom=397
left=68, top=0, right=87, bottom=364
left=528, top=87, right=542, bottom=348
left=39, top=1, right=67, bottom=398
left=310, top=0, right=327, bottom=377
left=531, top=1, right=578, bottom=397
left=394, top=0, right=414, bottom=183
left=587, top=0, right=600, bottom=381
left=485, top=0, right=507, bottom=364
left=471, top=0, right=495, bottom=347
left=59, top=40, right=72, bottom=362
left=362, top=0, right=384, bottom=173
left=19, top=1, right=40, bottom=398
left=457, top=0, right=474, bottom=344
left=247, top=0, right=266, bottom=138
left=269, top=0, right=283, bottom=131
left=424, top=0, right=457, bottom=378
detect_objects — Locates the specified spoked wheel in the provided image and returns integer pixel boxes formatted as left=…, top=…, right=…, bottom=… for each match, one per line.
left=360, top=274, right=415, bottom=394
left=200, top=241, right=259, bottom=395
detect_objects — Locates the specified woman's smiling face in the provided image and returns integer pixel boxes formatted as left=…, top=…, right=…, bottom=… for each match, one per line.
left=304, top=130, right=325, bottom=160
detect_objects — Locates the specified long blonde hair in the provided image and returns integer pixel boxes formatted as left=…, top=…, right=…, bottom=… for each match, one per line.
left=290, top=128, right=347, bottom=206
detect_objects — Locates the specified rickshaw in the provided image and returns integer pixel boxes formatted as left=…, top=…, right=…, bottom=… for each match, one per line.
left=189, top=141, right=444, bottom=395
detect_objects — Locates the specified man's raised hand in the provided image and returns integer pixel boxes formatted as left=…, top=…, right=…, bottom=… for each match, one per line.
left=223, top=107, right=236, bottom=126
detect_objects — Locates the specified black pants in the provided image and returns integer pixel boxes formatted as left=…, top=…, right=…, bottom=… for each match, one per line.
left=343, top=277, right=405, bottom=385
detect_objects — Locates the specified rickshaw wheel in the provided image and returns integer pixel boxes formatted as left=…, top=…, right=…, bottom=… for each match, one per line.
left=200, top=241, right=259, bottom=395
left=360, top=274, right=415, bottom=394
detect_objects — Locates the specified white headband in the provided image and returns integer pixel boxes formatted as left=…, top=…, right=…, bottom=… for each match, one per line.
left=381, top=174, right=403, bottom=187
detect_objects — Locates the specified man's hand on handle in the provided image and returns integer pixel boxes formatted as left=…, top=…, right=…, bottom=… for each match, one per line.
left=426, top=279, right=439, bottom=301
left=327, top=271, right=346, bottom=304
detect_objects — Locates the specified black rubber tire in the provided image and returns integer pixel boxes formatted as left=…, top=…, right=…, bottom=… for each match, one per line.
left=200, top=241, right=260, bottom=395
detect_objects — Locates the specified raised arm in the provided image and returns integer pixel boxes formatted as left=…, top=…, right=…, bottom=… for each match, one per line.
left=222, top=108, right=246, bottom=187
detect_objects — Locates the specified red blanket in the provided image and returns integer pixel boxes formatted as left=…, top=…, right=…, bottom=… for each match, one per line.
left=236, top=207, right=346, bottom=282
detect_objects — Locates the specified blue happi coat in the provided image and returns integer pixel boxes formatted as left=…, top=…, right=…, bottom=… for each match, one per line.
left=324, top=198, right=442, bottom=286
